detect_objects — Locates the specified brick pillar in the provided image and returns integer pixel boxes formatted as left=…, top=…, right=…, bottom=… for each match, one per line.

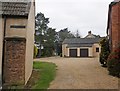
left=111, top=4, right=119, bottom=51
left=118, top=2, right=120, bottom=46
left=3, top=38, right=26, bottom=86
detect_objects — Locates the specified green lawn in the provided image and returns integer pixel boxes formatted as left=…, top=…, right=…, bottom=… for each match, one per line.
left=31, top=61, right=57, bottom=89
left=3, top=61, right=57, bottom=90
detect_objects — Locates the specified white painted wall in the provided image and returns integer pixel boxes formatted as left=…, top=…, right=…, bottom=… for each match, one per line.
left=93, top=43, right=101, bottom=57
left=89, top=47, right=93, bottom=57
left=67, top=48, right=70, bottom=56
left=0, top=17, right=3, bottom=88
left=77, top=48, right=80, bottom=57
left=62, top=44, right=67, bottom=57
left=5, top=18, right=27, bottom=38
left=25, top=0, right=35, bottom=84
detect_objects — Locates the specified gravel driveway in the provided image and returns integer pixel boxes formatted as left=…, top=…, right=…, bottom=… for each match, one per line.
left=0, top=71, right=1, bottom=89
left=35, top=57, right=119, bottom=89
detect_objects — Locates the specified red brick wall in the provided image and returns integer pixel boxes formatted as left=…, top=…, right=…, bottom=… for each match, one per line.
left=111, top=3, right=120, bottom=51
left=3, top=38, right=26, bottom=86
left=118, top=2, right=120, bottom=44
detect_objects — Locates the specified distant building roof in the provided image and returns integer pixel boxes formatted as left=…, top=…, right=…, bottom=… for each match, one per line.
left=84, top=31, right=100, bottom=38
left=67, top=43, right=93, bottom=47
left=63, top=30, right=101, bottom=47
left=63, top=38, right=101, bottom=47
left=0, top=0, right=31, bottom=16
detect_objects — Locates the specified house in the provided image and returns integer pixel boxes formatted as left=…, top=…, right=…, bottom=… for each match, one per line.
left=107, top=0, right=120, bottom=51
left=85, top=31, right=100, bottom=38
left=0, top=0, right=35, bottom=86
left=62, top=31, right=101, bottom=57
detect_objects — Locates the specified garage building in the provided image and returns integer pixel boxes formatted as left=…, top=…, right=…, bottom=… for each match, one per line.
left=62, top=31, right=101, bottom=58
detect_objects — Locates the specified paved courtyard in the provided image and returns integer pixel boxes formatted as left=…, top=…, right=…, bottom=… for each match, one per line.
left=35, top=57, right=119, bottom=89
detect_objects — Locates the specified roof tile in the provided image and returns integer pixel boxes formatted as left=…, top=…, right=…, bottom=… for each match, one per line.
left=63, top=38, right=101, bottom=47
left=0, top=0, right=31, bottom=16
left=63, top=38, right=101, bottom=44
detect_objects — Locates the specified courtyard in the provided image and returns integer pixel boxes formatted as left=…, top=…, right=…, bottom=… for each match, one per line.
left=35, top=57, right=119, bottom=89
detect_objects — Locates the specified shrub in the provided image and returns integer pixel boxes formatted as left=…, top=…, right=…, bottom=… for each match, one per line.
left=107, top=45, right=120, bottom=77
left=99, top=38, right=110, bottom=66
left=43, top=48, right=53, bottom=57
left=34, top=45, right=38, bottom=58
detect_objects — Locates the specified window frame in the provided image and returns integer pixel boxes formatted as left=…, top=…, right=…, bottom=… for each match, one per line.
left=96, top=47, right=99, bottom=52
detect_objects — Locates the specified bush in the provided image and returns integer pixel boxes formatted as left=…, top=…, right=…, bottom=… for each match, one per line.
left=100, top=51, right=110, bottom=66
left=34, top=45, right=38, bottom=58
left=107, top=45, right=120, bottom=77
left=99, top=38, right=110, bottom=66
left=44, top=48, right=53, bottom=57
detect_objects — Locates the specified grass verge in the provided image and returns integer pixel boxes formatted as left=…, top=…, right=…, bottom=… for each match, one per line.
left=25, top=61, right=57, bottom=89
left=2, top=61, right=57, bottom=90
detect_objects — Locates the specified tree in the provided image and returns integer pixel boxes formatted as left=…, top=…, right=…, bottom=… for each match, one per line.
left=99, top=37, right=110, bottom=66
left=75, top=30, right=80, bottom=38
left=57, top=28, right=75, bottom=42
left=35, top=12, right=75, bottom=57
left=56, top=28, right=75, bottom=55
left=43, top=28, right=56, bottom=57
left=35, top=12, right=56, bottom=57
left=35, top=12, right=49, bottom=43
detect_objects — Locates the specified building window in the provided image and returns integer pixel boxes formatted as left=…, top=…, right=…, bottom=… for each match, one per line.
left=96, top=48, right=99, bottom=52
left=10, top=25, right=26, bottom=29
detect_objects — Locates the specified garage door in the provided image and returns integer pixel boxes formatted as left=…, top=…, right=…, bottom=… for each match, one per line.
left=69, top=49, right=77, bottom=57
left=80, top=49, right=88, bottom=57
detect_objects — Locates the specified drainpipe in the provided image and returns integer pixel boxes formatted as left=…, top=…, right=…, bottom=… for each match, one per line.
left=2, top=15, right=7, bottom=87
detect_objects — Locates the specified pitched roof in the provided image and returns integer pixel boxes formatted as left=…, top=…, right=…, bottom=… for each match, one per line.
left=67, top=43, right=93, bottom=47
left=63, top=38, right=101, bottom=44
left=85, top=34, right=94, bottom=38
left=84, top=31, right=100, bottom=38
left=63, top=38, right=101, bottom=47
left=0, top=0, right=31, bottom=16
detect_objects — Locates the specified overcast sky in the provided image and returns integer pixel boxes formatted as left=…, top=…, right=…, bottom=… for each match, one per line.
left=36, top=0, right=113, bottom=37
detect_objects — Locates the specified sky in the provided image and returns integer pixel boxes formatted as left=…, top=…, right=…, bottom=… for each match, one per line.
left=36, top=0, right=113, bottom=37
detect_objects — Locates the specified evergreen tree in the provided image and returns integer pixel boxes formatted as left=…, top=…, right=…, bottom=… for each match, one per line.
left=35, top=12, right=56, bottom=57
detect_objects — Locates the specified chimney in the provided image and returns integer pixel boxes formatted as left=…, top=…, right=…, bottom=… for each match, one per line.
left=88, top=31, right=91, bottom=35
